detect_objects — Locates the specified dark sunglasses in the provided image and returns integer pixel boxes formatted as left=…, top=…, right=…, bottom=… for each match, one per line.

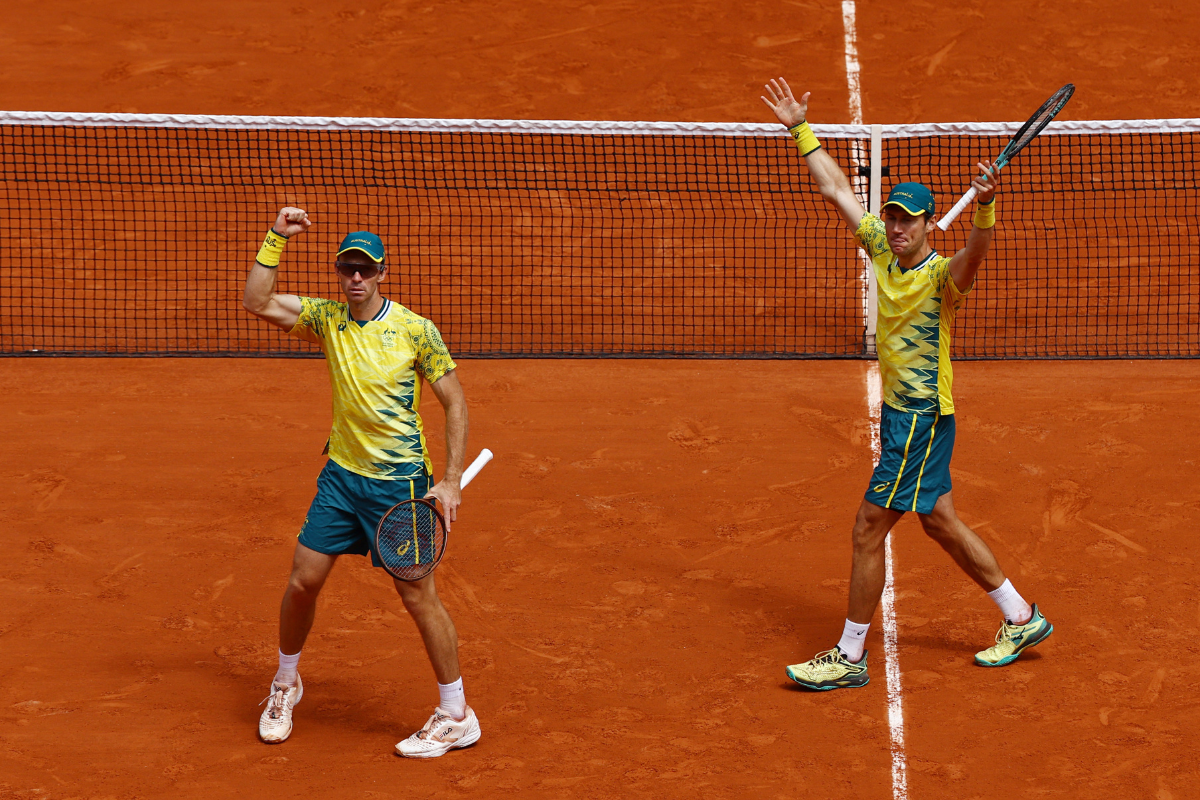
left=334, top=261, right=384, bottom=279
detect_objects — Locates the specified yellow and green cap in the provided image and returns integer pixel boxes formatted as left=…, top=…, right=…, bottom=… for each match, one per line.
left=337, top=231, right=386, bottom=263
left=882, top=182, right=936, bottom=217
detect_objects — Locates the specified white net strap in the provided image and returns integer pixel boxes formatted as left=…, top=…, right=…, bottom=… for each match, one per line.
left=2, top=110, right=1197, bottom=137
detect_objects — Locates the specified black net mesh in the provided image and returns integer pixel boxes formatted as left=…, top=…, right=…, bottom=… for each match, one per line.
left=1, top=119, right=1195, bottom=359
left=889, top=130, right=1200, bottom=358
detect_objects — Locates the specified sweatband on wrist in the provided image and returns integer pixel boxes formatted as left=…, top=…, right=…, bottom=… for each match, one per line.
left=787, top=121, right=822, bottom=156
left=256, top=229, right=289, bottom=268
left=973, top=200, right=996, bottom=229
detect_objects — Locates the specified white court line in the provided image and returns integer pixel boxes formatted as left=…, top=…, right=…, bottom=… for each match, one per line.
left=869, top=366, right=908, bottom=800
left=843, top=3, right=909, bottom=799
left=842, top=0, right=873, bottom=336
left=841, top=0, right=863, bottom=126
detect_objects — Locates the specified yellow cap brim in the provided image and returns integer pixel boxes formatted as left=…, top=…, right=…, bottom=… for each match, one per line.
left=882, top=200, right=928, bottom=216
left=336, top=245, right=385, bottom=263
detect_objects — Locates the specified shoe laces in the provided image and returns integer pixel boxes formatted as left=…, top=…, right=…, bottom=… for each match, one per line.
left=416, top=711, right=451, bottom=740
left=812, top=648, right=848, bottom=666
left=994, top=620, right=1022, bottom=647
left=259, top=684, right=289, bottom=720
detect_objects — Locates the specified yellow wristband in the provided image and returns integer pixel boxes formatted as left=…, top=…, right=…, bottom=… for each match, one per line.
left=256, top=229, right=288, bottom=268
left=973, top=200, right=996, bottom=229
left=787, top=121, right=822, bottom=156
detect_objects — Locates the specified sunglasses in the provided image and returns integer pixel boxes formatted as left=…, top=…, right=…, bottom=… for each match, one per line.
left=334, top=261, right=384, bottom=279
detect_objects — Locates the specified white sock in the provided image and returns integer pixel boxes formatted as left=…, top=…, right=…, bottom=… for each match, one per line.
left=987, top=579, right=1031, bottom=624
left=438, top=677, right=466, bottom=720
left=274, top=649, right=301, bottom=686
left=836, top=619, right=870, bottom=662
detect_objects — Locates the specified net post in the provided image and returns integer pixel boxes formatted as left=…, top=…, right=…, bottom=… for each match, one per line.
left=864, top=123, right=882, bottom=356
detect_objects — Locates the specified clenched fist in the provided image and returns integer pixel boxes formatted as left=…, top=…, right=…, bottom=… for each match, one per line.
left=272, top=207, right=312, bottom=238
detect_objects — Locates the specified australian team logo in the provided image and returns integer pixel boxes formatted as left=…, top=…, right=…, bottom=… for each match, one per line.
left=382, top=329, right=396, bottom=348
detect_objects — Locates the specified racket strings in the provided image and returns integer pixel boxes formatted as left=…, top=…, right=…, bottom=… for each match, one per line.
left=377, top=500, right=446, bottom=580
left=1010, top=85, right=1076, bottom=153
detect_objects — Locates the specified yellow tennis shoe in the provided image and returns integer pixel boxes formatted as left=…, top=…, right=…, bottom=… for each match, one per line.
left=975, top=603, right=1053, bottom=667
left=786, top=647, right=869, bottom=690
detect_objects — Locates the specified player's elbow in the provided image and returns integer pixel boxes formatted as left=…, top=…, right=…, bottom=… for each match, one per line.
left=242, top=293, right=269, bottom=317
left=819, top=179, right=854, bottom=209
left=817, top=185, right=840, bottom=204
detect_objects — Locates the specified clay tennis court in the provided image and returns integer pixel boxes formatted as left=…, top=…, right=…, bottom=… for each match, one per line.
left=3, top=1, right=1200, bottom=798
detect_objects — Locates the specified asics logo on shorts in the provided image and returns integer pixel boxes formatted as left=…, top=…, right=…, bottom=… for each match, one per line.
left=872, top=483, right=891, bottom=493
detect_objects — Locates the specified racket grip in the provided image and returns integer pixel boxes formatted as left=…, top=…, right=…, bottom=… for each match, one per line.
left=460, top=448, right=493, bottom=489
left=936, top=185, right=978, bottom=230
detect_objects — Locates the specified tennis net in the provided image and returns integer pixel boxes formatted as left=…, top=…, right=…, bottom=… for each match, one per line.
left=1, top=111, right=1196, bottom=358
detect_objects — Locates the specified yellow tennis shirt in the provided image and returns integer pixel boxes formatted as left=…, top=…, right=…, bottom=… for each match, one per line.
left=856, top=213, right=971, bottom=415
left=290, top=297, right=457, bottom=480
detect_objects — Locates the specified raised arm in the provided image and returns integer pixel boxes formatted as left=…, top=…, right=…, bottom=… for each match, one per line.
left=762, top=77, right=866, bottom=231
left=242, top=207, right=309, bottom=330
left=947, top=161, right=999, bottom=291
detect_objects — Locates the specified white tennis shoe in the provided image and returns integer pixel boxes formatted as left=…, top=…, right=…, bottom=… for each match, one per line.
left=258, top=676, right=303, bottom=743
left=395, top=706, right=481, bottom=758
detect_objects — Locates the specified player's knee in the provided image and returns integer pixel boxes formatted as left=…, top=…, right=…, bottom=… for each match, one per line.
left=396, top=581, right=441, bottom=615
left=851, top=504, right=889, bottom=551
left=851, top=520, right=884, bottom=552
left=286, top=572, right=324, bottom=601
left=918, top=514, right=953, bottom=543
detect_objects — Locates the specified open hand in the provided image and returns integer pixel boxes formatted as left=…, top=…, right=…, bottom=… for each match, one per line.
left=761, top=77, right=809, bottom=128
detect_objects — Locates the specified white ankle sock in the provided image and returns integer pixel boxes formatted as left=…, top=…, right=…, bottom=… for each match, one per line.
left=275, top=649, right=301, bottom=686
left=836, top=619, right=870, bottom=662
left=438, top=677, right=466, bottom=720
left=987, top=579, right=1031, bottom=624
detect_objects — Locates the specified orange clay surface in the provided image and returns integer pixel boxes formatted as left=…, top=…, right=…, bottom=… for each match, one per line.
left=2, top=359, right=1199, bottom=799
left=3, top=1, right=1200, bottom=798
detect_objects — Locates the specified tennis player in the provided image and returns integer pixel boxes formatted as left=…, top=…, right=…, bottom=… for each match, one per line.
left=243, top=207, right=481, bottom=755
left=762, top=78, right=1053, bottom=690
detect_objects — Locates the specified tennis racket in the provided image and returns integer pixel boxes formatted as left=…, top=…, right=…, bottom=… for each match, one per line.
left=374, top=449, right=493, bottom=582
left=936, top=83, right=1075, bottom=230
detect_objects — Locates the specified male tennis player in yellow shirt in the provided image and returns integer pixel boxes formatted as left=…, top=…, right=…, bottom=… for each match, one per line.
left=762, top=78, right=1053, bottom=690
left=243, top=207, right=481, bottom=754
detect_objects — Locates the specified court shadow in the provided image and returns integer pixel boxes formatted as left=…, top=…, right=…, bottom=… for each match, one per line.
left=779, top=680, right=838, bottom=694
left=894, top=631, right=981, bottom=655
